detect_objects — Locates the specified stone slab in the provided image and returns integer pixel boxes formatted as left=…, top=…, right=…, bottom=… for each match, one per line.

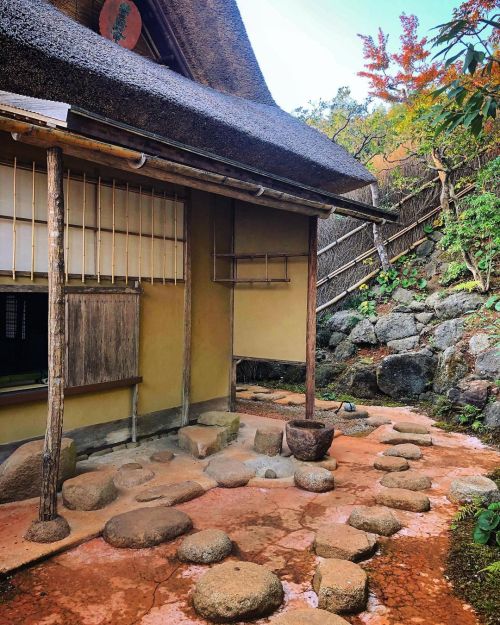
left=178, top=425, right=228, bottom=459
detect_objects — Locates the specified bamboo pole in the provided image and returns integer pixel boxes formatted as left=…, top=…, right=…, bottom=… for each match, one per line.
left=371, top=183, right=390, bottom=271
left=180, top=198, right=192, bottom=426
left=30, top=161, right=36, bottom=280
left=12, top=157, right=17, bottom=279
left=318, top=222, right=369, bottom=257
left=305, top=216, right=318, bottom=420
left=28, top=146, right=69, bottom=541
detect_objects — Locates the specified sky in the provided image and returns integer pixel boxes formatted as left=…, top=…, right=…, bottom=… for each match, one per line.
left=236, top=0, right=460, bottom=112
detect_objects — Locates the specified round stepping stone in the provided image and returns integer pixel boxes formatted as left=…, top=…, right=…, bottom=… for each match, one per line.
left=383, top=443, right=422, bottom=460
left=205, top=458, right=255, bottom=488
left=380, top=432, right=432, bottom=446
left=150, top=450, right=174, bottom=463
left=136, top=480, right=204, bottom=504
left=62, top=471, right=117, bottom=511
left=294, top=466, right=334, bottom=493
left=448, top=475, right=499, bottom=504
left=314, top=523, right=377, bottom=561
left=366, top=416, right=392, bottom=427
left=376, top=488, right=430, bottom=512
left=319, top=458, right=338, bottom=471
left=380, top=471, right=431, bottom=491
left=313, top=558, right=368, bottom=614
left=193, top=561, right=283, bottom=621
left=393, top=422, right=429, bottom=435
left=118, top=462, right=143, bottom=471
left=113, top=468, right=155, bottom=489
left=348, top=506, right=402, bottom=536
left=270, top=608, right=350, bottom=624
left=254, top=427, right=284, bottom=456
left=374, top=456, right=409, bottom=472
left=103, top=506, right=192, bottom=548
left=177, top=529, right=232, bottom=563
left=337, top=409, right=369, bottom=420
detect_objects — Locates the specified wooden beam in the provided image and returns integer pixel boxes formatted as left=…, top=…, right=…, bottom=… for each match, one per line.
left=180, top=195, right=192, bottom=426
left=305, top=216, right=318, bottom=420
left=40, top=146, right=66, bottom=522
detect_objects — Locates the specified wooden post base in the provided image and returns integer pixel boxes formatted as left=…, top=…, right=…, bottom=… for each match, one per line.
left=24, top=515, right=70, bottom=543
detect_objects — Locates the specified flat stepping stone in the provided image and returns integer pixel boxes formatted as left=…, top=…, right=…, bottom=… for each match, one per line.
left=270, top=608, right=350, bottom=624
left=313, top=558, right=368, bottom=614
left=178, top=425, right=227, bottom=458
left=193, top=561, right=283, bottom=621
left=113, top=468, right=155, bottom=489
left=374, top=456, right=409, bottom=472
left=314, top=523, right=376, bottom=561
left=348, top=506, right=402, bottom=536
left=448, top=475, right=499, bottom=504
left=337, top=409, right=369, bottom=420
left=177, top=529, right=232, bottom=563
left=198, top=411, right=241, bottom=440
left=150, top=450, right=174, bottom=463
left=62, top=471, right=117, bottom=511
left=383, top=443, right=422, bottom=460
left=393, top=421, right=430, bottom=435
left=205, top=458, right=255, bottom=488
left=376, top=488, right=430, bottom=512
left=380, top=471, right=431, bottom=491
left=380, top=432, right=432, bottom=446
left=275, top=394, right=306, bottom=406
left=103, top=506, right=192, bottom=548
left=254, top=427, right=283, bottom=456
left=118, top=462, right=143, bottom=471
left=294, top=466, right=334, bottom=493
left=136, top=480, right=204, bottom=504
left=253, top=392, right=288, bottom=401
left=366, top=416, right=392, bottom=427
left=319, top=458, right=338, bottom=471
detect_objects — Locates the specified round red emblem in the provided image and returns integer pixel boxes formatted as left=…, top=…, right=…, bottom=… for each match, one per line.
left=99, top=0, right=142, bottom=50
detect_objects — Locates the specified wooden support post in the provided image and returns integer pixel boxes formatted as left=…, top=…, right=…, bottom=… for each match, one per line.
left=370, top=183, right=390, bottom=271
left=305, top=216, right=318, bottom=420
left=181, top=198, right=192, bottom=426
left=26, top=147, right=69, bottom=542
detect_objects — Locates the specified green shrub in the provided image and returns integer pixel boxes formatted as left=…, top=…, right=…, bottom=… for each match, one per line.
left=440, top=260, right=468, bottom=286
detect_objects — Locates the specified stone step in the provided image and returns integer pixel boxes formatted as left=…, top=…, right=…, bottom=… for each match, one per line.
left=348, top=505, right=402, bottom=536
left=393, top=422, right=430, bottom=435
left=62, top=471, right=117, bottom=511
left=270, top=609, right=350, bottom=625
left=313, top=558, right=368, bottom=614
left=374, top=456, right=409, bottom=472
left=383, top=443, right=422, bottom=460
left=314, top=523, right=377, bottom=562
left=380, top=432, right=432, bottom=446
left=178, top=424, right=228, bottom=459
left=376, top=487, right=431, bottom=512
left=380, top=471, right=431, bottom=491
left=136, top=480, right=204, bottom=504
left=197, top=411, right=241, bottom=440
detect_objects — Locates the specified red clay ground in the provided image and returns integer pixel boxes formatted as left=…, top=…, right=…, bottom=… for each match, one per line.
left=0, top=405, right=498, bottom=625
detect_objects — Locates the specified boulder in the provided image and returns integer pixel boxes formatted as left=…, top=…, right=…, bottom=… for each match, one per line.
left=375, top=313, right=417, bottom=343
left=205, top=458, right=255, bottom=488
left=415, top=312, right=434, bottom=324
left=316, top=363, right=344, bottom=387
left=313, top=559, right=368, bottom=614
left=447, top=476, right=499, bottom=504
left=376, top=488, right=430, bottom=512
left=392, top=287, right=417, bottom=306
left=328, top=310, right=362, bottom=333
left=193, top=561, right=283, bottom=622
left=136, top=480, right=205, bottom=504
left=334, top=340, right=357, bottom=361
left=469, top=333, right=491, bottom=355
left=383, top=444, right=422, bottom=460
left=329, top=332, right=347, bottom=349
left=377, top=351, right=436, bottom=399
left=434, top=292, right=484, bottom=319
left=366, top=416, right=392, bottom=427
left=282, top=364, right=306, bottom=384
left=294, top=466, right=335, bottom=493
left=393, top=422, right=429, bottom=435
left=62, top=471, right=117, bottom=511
left=447, top=379, right=490, bottom=409
left=409, top=300, right=426, bottom=312
left=254, top=427, right=284, bottom=456
left=150, top=450, right=175, bottom=463
left=373, top=456, right=409, bottom=472
left=314, top=523, right=377, bottom=561
left=177, top=529, right=232, bottom=563
left=432, top=318, right=464, bottom=351
left=103, top=506, right=192, bottom=548
left=198, top=411, right=241, bottom=440
left=380, top=471, right=432, bottom=491
left=113, top=468, right=155, bottom=489
left=118, top=462, right=143, bottom=471
left=348, top=319, right=377, bottom=345
left=0, top=438, right=76, bottom=503
left=337, top=363, right=378, bottom=399
left=317, top=327, right=332, bottom=348
left=433, top=347, right=469, bottom=394
left=270, top=608, right=350, bottom=625
left=475, top=348, right=500, bottom=380
left=483, top=402, right=500, bottom=429
left=416, top=239, right=434, bottom=257
left=348, top=506, right=402, bottom=536
left=178, top=425, right=228, bottom=459
left=380, top=431, right=432, bottom=446
left=386, top=336, right=419, bottom=352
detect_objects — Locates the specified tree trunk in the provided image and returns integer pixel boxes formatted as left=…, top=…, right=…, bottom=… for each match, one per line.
left=370, top=183, right=390, bottom=271
left=305, top=216, right=318, bottom=420
left=39, top=147, right=66, bottom=522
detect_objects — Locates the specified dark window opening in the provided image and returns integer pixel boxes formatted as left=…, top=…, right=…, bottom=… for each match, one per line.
left=0, top=293, right=48, bottom=389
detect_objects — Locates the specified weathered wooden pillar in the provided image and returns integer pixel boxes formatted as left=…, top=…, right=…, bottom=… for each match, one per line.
left=26, top=147, right=69, bottom=542
left=305, top=216, right=318, bottom=419
left=370, top=183, right=390, bottom=271
left=181, top=198, right=192, bottom=426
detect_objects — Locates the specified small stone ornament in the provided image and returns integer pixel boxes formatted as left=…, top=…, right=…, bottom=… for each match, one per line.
left=344, top=402, right=357, bottom=412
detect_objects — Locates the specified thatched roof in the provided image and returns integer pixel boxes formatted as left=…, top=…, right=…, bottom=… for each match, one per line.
left=0, top=0, right=375, bottom=194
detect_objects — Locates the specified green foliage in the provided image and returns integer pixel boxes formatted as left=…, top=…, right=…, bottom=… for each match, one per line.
left=453, top=280, right=481, bottom=293
left=485, top=294, right=500, bottom=312
left=358, top=299, right=376, bottom=317
left=474, top=503, right=500, bottom=546
left=433, top=395, right=454, bottom=419
left=456, top=403, right=484, bottom=431
left=440, top=260, right=468, bottom=285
